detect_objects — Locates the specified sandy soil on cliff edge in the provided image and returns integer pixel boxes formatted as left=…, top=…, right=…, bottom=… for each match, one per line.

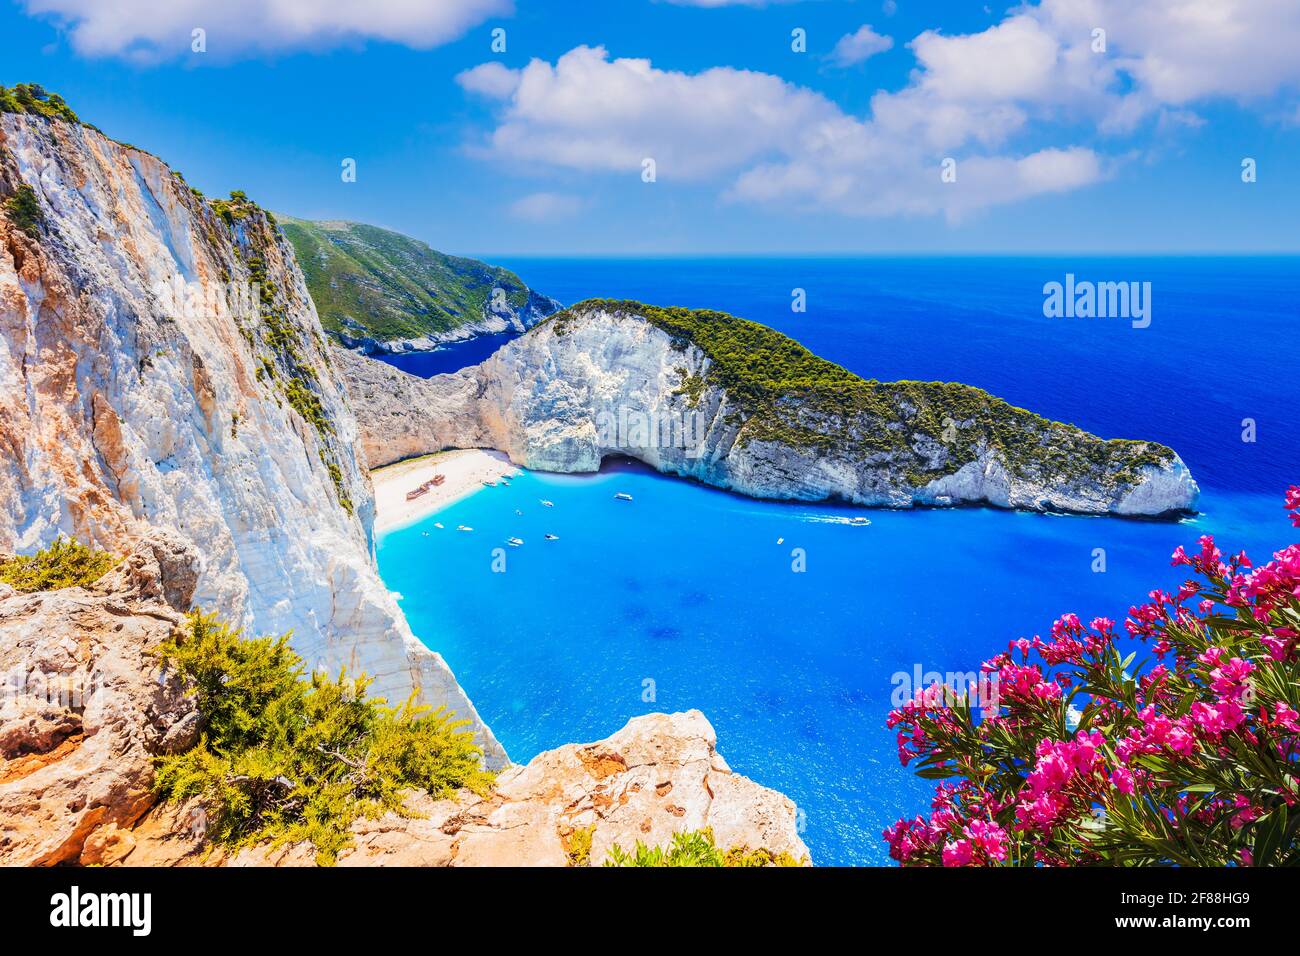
left=372, top=449, right=520, bottom=535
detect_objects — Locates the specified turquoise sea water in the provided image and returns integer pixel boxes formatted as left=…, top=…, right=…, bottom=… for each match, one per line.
left=375, top=257, right=1298, bottom=865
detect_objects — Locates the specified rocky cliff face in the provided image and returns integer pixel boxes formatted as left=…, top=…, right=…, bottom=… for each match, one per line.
left=0, top=112, right=504, bottom=767
left=338, top=301, right=1199, bottom=518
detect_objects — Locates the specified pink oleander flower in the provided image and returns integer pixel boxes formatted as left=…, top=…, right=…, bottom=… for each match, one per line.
left=941, top=839, right=973, bottom=867
left=886, top=487, right=1300, bottom=867
left=965, top=820, right=1008, bottom=862
left=1111, top=767, right=1136, bottom=795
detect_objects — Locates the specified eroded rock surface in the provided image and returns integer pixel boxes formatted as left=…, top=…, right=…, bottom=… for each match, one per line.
left=0, top=531, right=198, bottom=866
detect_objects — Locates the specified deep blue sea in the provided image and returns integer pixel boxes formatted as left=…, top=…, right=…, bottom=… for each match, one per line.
left=376, top=257, right=1298, bottom=865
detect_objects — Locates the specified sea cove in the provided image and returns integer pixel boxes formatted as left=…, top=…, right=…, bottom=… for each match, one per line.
left=377, top=461, right=1279, bottom=865
left=374, top=256, right=1296, bottom=865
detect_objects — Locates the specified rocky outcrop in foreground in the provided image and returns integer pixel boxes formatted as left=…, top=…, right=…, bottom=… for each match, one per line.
left=124, top=710, right=809, bottom=867
left=338, top=300, right=1199, bottom=518
left=0, top=532, right=200, bottom=866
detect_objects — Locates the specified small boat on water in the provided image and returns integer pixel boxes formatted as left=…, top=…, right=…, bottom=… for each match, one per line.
left=506, top=537, right=524, bottom=547
left=457, top=525, right=474, bottom=532
left=515, top=509, right=523, bottom=516
left=614, top=492, right=633, bottom=501
left=849, top=516, right=870, bottom=526
left=777, top=537, right=784, bottom=545
left=544, top=533, right=559, bottom=541
left=540, top=499, right=554, bottom=507
left=434, top=522, right=444, bottom=529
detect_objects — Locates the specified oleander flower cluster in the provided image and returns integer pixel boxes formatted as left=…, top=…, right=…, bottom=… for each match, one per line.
left=884, top=487, right=1300, bottom=866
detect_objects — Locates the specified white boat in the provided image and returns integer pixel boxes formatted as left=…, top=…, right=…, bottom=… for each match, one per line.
left=506, top=536, right=524, bottom=547
left=614, top=492, right=633, bottom=501
left=515, top=509, right=523, bottom=516
left=433, top=522, right=444, bottom=529
left=777, top=537, right=784, bottom=545
left=482, top=479, right=497, bottom=487
left=457, top=525, right=474, bottom=532
left=849, top=517, right=870, bottom=526
left=544, top=533, right=559, bottom=541
left=540, top=499, right=554, bottom=507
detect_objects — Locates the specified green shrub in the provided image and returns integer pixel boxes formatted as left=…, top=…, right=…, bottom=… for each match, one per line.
left=564, top=825, right=595, bottom=866
left=0, top=84, right=80, bottom=123
left=3, top=184, right=44, bottom=238
left=154, top=611, right=494, bottom=865
left=0, top=537, right=117, bottom=592
left=603, top=827, right=803, bottom=867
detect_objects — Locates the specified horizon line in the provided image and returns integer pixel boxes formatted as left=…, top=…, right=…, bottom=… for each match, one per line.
left=461, top=250, right=1300, bottom=260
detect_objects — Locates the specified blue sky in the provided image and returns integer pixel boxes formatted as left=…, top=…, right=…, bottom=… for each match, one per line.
left=3, top=0, right=1299, bottom=255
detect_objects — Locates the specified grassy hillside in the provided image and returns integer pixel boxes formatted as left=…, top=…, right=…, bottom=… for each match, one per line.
left=278, top=217, right=554, bottom=345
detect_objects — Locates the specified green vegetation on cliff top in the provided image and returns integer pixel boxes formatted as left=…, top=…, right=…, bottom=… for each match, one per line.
left=279, top=217, right=550, bottom=345
left=0, top=83, right=79, bottom=123
left=155, top=611, right=493, bottom=866
left=551, top=299, right=1175, bottom=490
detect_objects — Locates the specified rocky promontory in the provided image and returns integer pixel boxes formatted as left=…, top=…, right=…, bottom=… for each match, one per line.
left=339, top=299, right=1199, bottom=518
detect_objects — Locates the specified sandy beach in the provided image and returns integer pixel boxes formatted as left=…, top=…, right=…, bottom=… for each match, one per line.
left=372, top=448, right=520, bottom=534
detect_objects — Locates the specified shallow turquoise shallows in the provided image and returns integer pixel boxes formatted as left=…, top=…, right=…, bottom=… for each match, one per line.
left=376, top=256, right=1297, bottom=865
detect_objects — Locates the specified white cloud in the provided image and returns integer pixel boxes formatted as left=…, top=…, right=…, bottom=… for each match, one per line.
left=458, top=60, right=520, bottom=98
left=461, top=0, right=1300, bottom=221
left=508, top=191, right=585, bottom=221
left=22, top=0, right=511, bottom=59
left=828, top=26, right=894, bottom=68
left=456, top=45, right=840, bottom=180
left=1035, top=0, right=1300, bottom=108
left=458, top=44, right=1100, bottom=219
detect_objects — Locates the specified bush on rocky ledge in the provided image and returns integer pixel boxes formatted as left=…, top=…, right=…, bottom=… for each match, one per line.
left=0, top=537, right=117, bottom=592
left=604, top=827, right=803, bottom=867
left=2, top=183, right=44, bottom=238
left=885, top=486, right=1300, bottom=866
left=155, top=611, right=494, bottom=865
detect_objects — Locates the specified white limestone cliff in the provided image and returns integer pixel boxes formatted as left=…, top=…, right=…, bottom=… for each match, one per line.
left=0, top=113, right=506, bottom=767
left=337, top=303, right=1200, bottom=518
